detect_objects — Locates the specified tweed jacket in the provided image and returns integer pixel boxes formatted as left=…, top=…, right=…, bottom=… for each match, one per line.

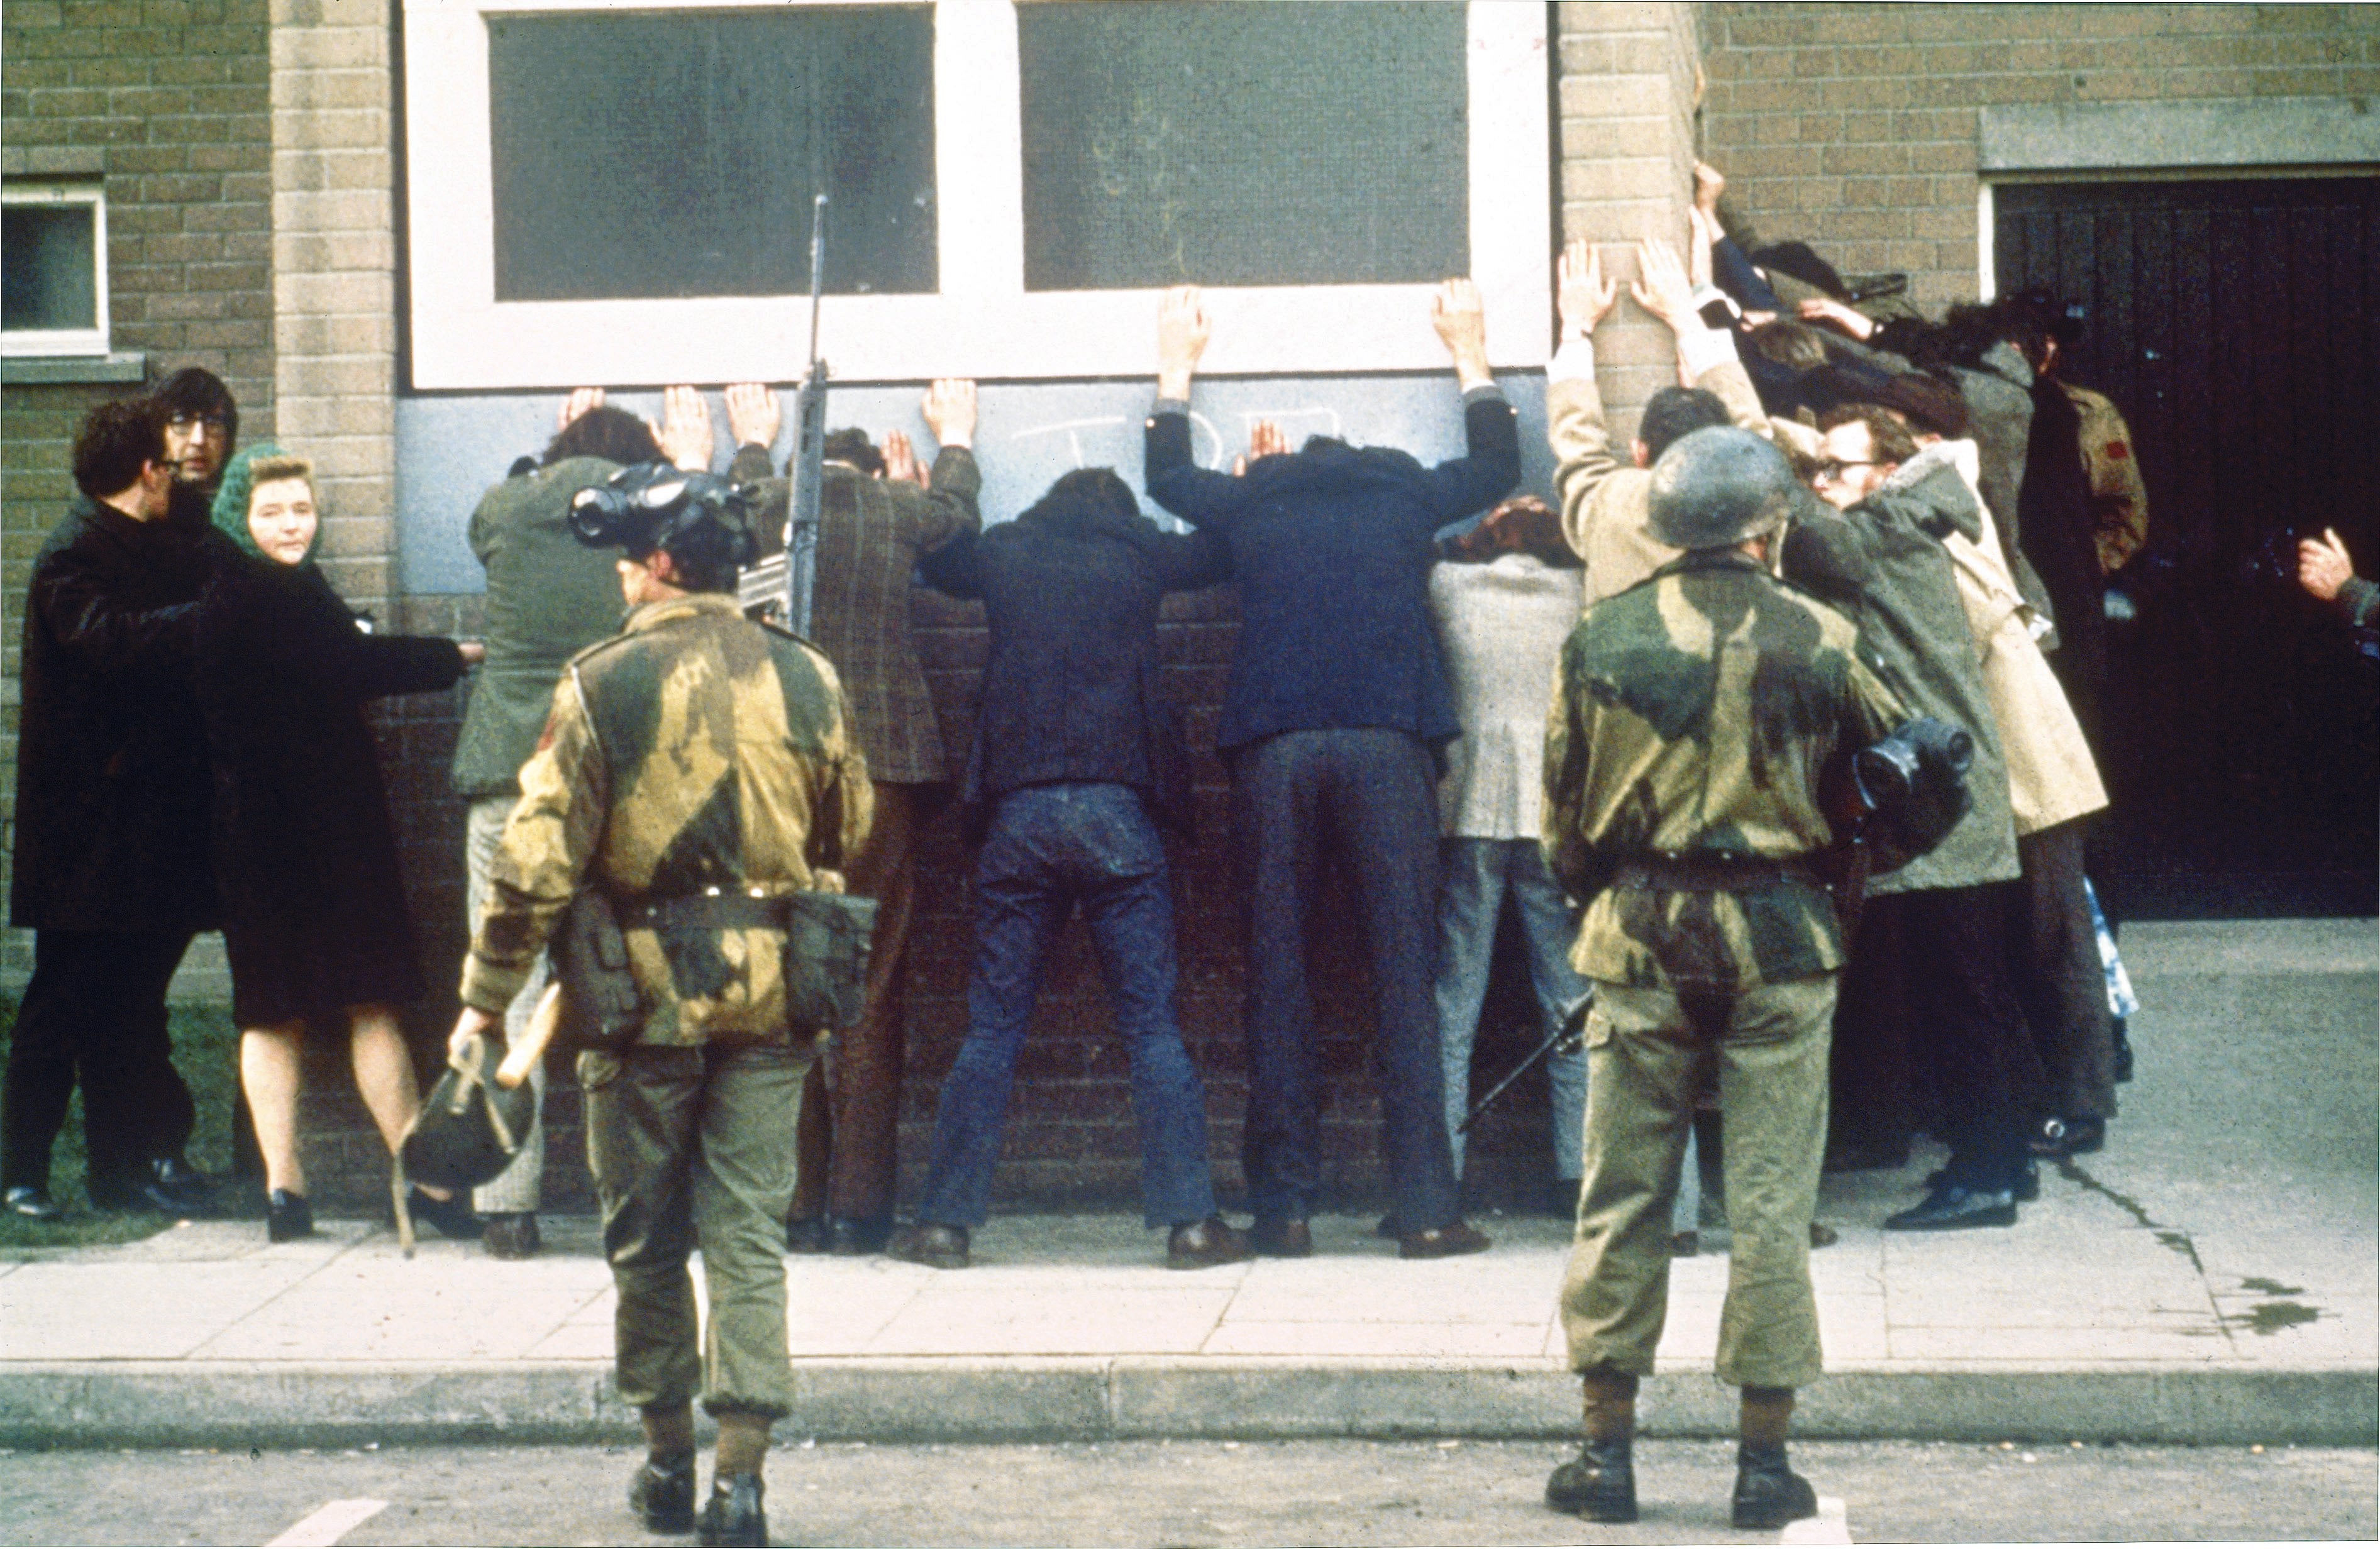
left=1427, top=552, right=1581, bottom=840
left=731, top=443, right=981, bottom=785
left=1547, top=331, right=1771, bottom=607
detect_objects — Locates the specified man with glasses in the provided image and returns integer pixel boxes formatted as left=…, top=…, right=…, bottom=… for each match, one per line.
left=153, top=367, right=239, bottom=494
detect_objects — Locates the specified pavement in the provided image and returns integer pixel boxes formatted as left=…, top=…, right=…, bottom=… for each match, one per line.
left=1, top=920, right=2372, bottom=1450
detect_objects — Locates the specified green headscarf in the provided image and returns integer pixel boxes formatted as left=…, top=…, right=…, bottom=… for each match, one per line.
left=210, top=443, right=322, bottom=565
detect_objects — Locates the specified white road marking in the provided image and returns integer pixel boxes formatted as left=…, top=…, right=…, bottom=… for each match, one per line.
left=1780, top=1495, right=1852, bottom=1543
left=263, top=1497, right=389, bottom=1548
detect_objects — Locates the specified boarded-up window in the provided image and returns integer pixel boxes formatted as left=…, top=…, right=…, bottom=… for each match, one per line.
left=1017, top=0, right=1467, bottom=292
left=487, top=6, right=936, bottom=302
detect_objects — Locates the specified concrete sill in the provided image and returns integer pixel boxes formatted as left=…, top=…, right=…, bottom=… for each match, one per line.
left=1, top=352, right=148, bottom=385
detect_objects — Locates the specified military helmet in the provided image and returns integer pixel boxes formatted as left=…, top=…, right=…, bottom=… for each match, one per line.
left=399, top=1032, right=536, bottom=1194
left=1644, top=426, right=1800, bottom=551
left=569, top=460, right=760, bottom=580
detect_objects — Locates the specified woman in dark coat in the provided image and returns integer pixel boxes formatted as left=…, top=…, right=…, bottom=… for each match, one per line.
left=198, top=446, right=484, bottom=1240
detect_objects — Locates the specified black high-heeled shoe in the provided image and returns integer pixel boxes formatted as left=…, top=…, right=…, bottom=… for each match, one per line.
left=267, top=1189, right=315, bottom=1243
left=405, top=1185, right=484, bottom=1240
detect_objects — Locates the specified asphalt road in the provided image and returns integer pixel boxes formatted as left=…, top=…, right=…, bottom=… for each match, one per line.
left=1, top=1438, right=2371, bottom=1546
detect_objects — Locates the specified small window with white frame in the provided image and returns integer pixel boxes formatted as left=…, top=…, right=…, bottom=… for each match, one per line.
left=401, top=0, right=1549, bottom=390
left=2, top=180, right=111, bottom=358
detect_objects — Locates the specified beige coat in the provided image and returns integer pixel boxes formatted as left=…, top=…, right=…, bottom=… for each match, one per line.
left=1924, top=440, right=2106, bottom=835
left=1548, top=334, right=1771, bottom=606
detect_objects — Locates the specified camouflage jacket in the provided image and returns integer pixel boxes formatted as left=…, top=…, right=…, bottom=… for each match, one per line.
left=462, top=592, right=873, bottom=1043
left=1542, top=550, right=1905, bottom=992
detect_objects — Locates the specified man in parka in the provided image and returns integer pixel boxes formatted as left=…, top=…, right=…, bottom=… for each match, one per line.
left=450, top=466, right=870, bottom=1548
left=1541, top=427, right=1907, bottom=1529
left=1792, top=406, right=2032, bottom=1227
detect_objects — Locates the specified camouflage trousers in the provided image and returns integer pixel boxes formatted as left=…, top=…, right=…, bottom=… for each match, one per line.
left=1558, top=974, right=1837, bottom=1390
left=582, top=1039, right=809, bottom=1419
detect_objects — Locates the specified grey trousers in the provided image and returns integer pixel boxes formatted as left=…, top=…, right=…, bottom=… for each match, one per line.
left=466, top=796, right=548, bottom=1213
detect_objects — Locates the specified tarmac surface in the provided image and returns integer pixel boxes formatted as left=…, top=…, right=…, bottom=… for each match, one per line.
left=1, top=919, right=2372, bottom=1450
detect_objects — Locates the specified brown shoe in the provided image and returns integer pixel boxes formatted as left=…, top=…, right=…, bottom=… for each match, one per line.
left=885, top=1221, right=970, bottom=1269
left=1398, top=1220, right=1492, bottom=1259
left=1248, top=1216, right=1312, bottom=1258
left=1668, top=1230, right=1699, bottom=1258
left=1809, top=1221, right=1839, bottom=1249
left=1166, top=1216, right=1253, bottom=1269
left=482, top=1212, right=541, bottom=1260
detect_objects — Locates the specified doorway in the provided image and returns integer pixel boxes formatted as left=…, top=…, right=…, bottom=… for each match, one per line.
left=1994, top=177, right=2378, bottom=917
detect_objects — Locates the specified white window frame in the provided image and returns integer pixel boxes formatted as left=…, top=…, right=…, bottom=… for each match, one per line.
left=402, top=0, right=1549, bottom=389
left=1, top=180, right=111, bottom=358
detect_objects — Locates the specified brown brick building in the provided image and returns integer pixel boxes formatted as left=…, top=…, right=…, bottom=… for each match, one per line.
left=5, top=2, right=2375, bottom=1213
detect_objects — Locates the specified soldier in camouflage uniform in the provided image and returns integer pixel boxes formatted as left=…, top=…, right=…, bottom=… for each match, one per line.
left=449, top=465, right=870, bottom=1549
left=1539, top=428, right=1905, bottom=1531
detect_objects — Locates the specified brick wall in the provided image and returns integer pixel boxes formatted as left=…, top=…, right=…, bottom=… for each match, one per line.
left=1699, top=3, right=2380, bottom=318
left=0, top=0, right=275, bottom=981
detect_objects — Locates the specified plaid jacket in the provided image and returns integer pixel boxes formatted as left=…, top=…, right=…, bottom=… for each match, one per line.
left=731, top=444, right=980, bottom=783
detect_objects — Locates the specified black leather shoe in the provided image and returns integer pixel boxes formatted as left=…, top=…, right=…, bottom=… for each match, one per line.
left=1249, top=1216, right=1312, bottom=1258
left=824, top=1215, right=892, bottom=1255
left=1398, top=1220, right=1491, bottom=1260
left=1732, top=1442, right=1818, bottom=1529
left=267, top=1189, right=315, bottom=1243
left=483, top=1211, right=540, bottom=1259
left=1166, top=1216, right=1252, bottom=1269
left=1884, top=1182, right=2017, bottom=1231
left=154, top=1157, right=219, bottom=1203
left=2031, top=1115, right=2105, bottom=1157
left=885, top=1222, right=970, bottom=1269
left=784, top=1215, right=826, bottom=1254
left=1546, top=1437, right=1637, bottom=1522
left=1926, top=1158, right=2038, bottom=1202
left=695, top=1472, right=765, bottom=1548
left=3, top=1185, right=62, bottom=1221
left=629, top=1453, right=696, bottom=1534
left=406, top=1185, right=485, bottom=1240
left=91, top=1160, right=219, bottom=1218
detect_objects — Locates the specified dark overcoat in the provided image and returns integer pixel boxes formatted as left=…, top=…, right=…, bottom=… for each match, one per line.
left=10, top=487, right=233, bottom=934
left=919, top=485, right=1232, bottom=840
left=195, top=554, right=465, bottom=1028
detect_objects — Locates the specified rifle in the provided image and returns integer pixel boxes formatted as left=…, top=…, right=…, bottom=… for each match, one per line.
left=1458, top=989, right=1593, bottom=1137
left=784, top=194, right=830, bottom=637
left=738, top=194, right=830, bottom=629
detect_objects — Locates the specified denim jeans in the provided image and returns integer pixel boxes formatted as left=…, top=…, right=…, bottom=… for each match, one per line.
left=914, top=783, right=1220, bottom=1230
left=1231, top=729, right=1461, bottom=1232
left=1434, top=838, right=1591, bottom=1181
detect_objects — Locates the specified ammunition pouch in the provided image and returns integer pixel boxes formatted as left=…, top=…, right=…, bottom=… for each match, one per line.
left=629, top=888, right=880, bottom=1037
left=550, top=889, right=643, bottom=1053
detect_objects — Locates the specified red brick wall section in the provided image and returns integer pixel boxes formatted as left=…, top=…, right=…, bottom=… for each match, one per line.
left=1699, top=3, right=2380, bottom=317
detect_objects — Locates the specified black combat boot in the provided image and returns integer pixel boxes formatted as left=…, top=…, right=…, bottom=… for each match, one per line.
left=1544, top=1436, right=1636, bottom=1523
left=1731, top=1442, right=1818, bottom=1530
left=696, top=1473, right=766, bottom=1547
left=628, top=1453, right=695, bottom=1534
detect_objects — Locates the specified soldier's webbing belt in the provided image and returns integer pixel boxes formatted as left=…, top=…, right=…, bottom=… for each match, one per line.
left=1613, top=853, right=1820, bottom=891
left=631, top=888, right=880, bottom=1034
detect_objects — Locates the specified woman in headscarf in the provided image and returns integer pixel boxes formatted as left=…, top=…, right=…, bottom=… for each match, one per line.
left=198, top=446, right=484, bottom=1242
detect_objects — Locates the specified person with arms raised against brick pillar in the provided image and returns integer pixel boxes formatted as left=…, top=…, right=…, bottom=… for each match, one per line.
left=1144, top=280, right=1512, bottom=1260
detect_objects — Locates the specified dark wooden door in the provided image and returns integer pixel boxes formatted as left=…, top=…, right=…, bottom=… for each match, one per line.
left=1995, top=177, right=2379, bottom=917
